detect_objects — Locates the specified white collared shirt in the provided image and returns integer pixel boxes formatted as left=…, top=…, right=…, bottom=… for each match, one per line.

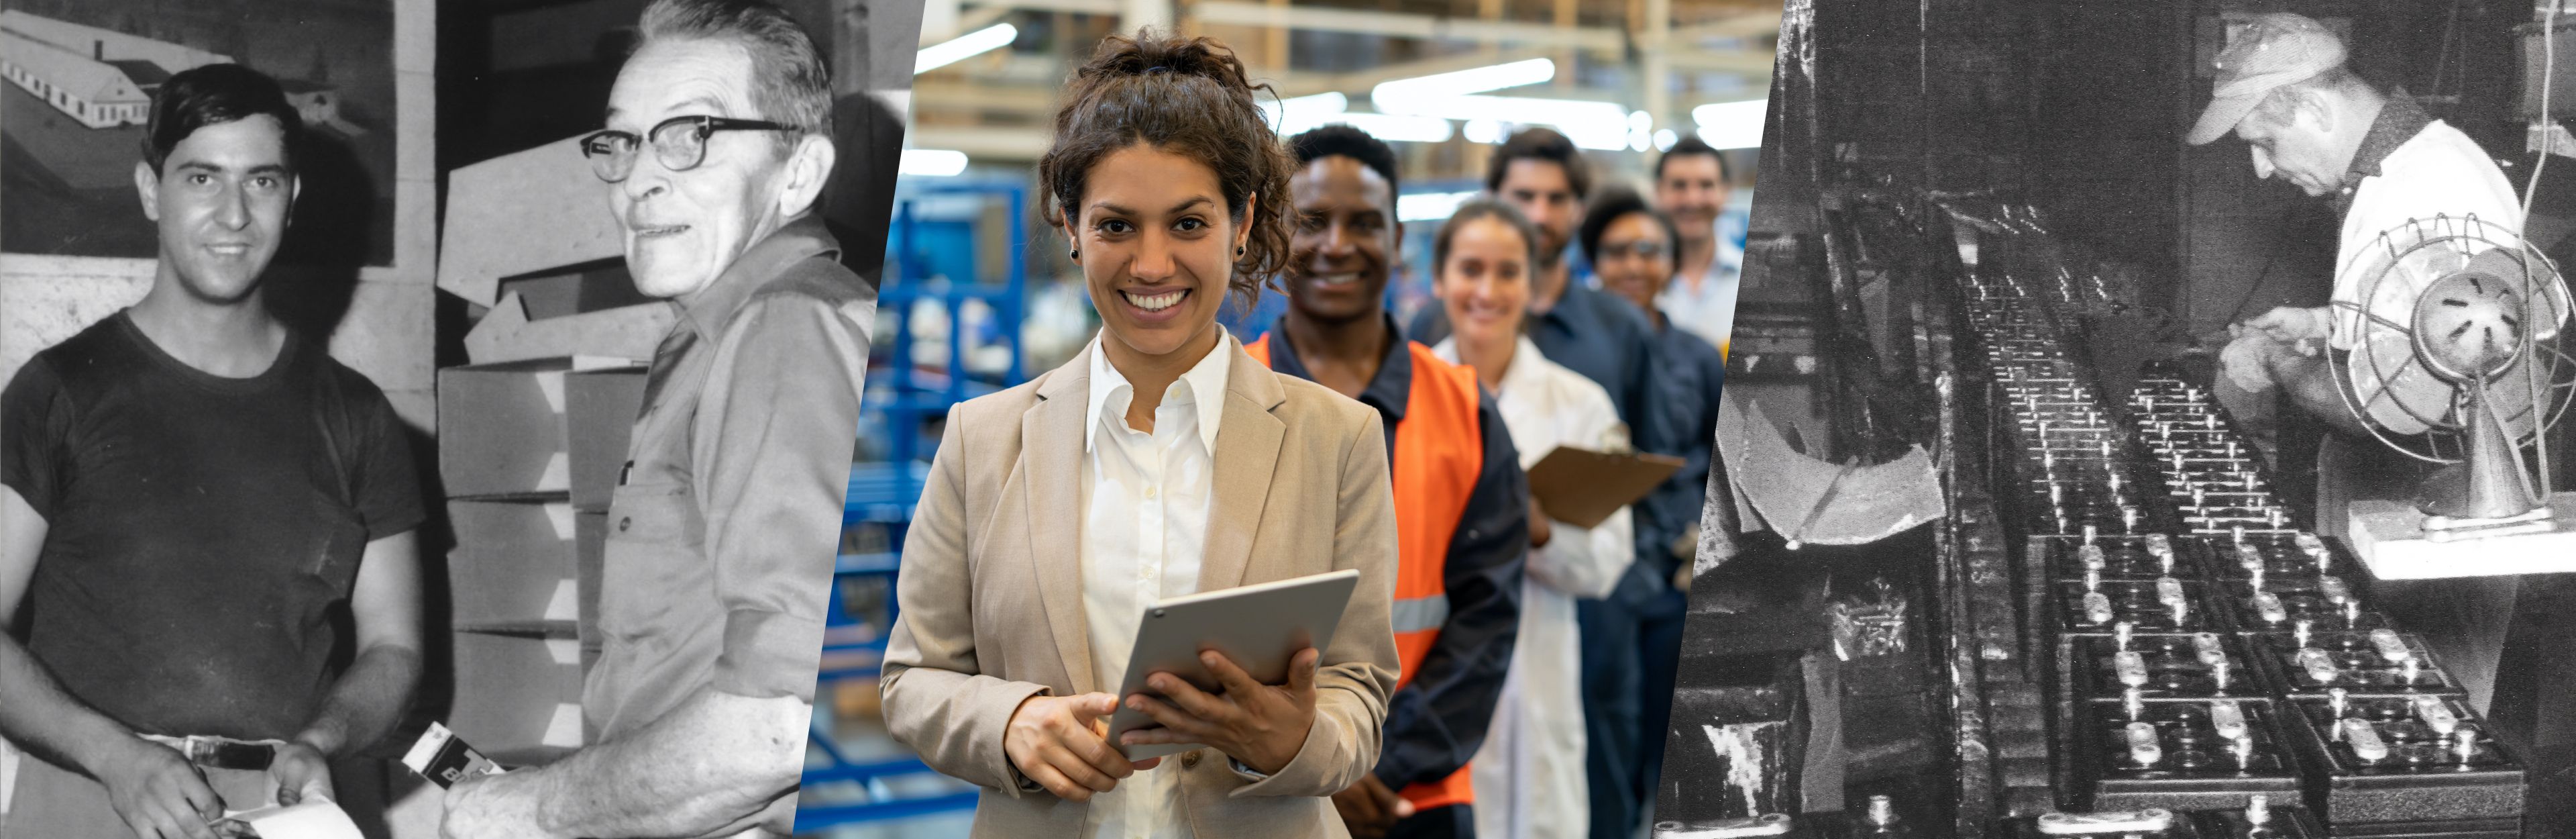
left=2330, top=119, right=2534, bottom=352
left=1434, top=335, right=1634, bottom=839
left=1078, top=330, right=1234, bottom=839
left=1660, top=224, right=1743, bottom=352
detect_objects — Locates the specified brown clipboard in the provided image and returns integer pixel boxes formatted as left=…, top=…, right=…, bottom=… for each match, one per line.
left=1525, top=446, right=1686, bottom=528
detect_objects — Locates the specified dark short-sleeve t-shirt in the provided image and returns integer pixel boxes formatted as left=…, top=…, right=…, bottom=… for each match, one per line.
left=1, top=312, right=425, bottom=740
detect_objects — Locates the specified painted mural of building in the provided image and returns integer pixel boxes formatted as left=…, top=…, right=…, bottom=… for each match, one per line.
left=0, top=9, right=231, bottom=129
left=0, top=29, right=150, bottom=128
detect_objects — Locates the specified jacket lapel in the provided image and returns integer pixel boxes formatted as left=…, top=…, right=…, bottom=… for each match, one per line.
left=1197, top=346, right=1288, bottom=593
left=1024, top=347, right=1097, bottom=695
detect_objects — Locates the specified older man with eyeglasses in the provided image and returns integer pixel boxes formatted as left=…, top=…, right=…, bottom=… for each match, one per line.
left=437, top=1, right=873, bottom=836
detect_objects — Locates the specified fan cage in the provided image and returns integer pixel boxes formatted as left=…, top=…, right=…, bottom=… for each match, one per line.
left=2328, top=214, right=2576, bottom=501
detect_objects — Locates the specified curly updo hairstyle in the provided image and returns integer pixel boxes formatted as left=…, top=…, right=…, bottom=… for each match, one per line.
left=1036, top=30, right=1295, bottom=307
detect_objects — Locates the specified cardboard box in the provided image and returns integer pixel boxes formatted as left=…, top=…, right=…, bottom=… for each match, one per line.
left=441, top=360, right=578, bottom=497
left=437, top=360, right=647, bottom=501
left=576, top=509, right=606, bottom=647
left=448, top=632, right=586, bottom=763
left=447, top=498, right=580, bottom=630
left=565, top=368, right=647, bottom=511
left=463, top=295, right=672, bottom=366
left=445, top=501, right=611, bottom=640
left=436, top=136, right=623, bottom=308
left=498, top=260, right=653, bottom=319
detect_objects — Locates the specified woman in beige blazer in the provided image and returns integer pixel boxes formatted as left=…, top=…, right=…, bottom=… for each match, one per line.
left=879, top=31, right=1401, bottom=838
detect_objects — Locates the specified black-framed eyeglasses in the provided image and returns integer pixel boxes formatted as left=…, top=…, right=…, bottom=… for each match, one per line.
left=1599, top=240, right=1669, bottom=260
left=579, top=115, right=792, bottom=182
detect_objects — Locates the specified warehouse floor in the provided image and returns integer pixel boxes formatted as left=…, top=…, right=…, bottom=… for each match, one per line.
left=799, top=678, right=977, bottom=838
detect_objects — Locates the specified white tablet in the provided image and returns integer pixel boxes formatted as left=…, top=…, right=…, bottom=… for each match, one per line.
left=1105, top=569, right=1363, bottom=760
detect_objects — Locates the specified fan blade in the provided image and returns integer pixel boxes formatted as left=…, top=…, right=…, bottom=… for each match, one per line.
left=2487, top=354, right=2544, bottom=442
left=2355, top=331, right=2445, bottom=436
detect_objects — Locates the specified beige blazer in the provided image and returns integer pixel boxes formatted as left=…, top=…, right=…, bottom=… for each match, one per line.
left=880, top=340, right=1401, bottom=838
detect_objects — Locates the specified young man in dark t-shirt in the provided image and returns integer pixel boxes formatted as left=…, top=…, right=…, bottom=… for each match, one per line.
left=0, top=64, right=425, bottom=839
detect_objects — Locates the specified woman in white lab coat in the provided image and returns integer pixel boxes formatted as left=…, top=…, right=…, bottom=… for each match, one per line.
left=1430, top=199, right=1636, bottom=839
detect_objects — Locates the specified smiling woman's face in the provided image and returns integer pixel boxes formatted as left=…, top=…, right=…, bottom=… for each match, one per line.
left=1436, top=215, right=1534, bottom=347
left=1075, top=144, right=1246, bottom=368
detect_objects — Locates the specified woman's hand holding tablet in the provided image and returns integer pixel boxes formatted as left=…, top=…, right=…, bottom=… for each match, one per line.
left=1118, top=646, right=1322, bottom=775
left=1003, top=693, right=1163, bottom=800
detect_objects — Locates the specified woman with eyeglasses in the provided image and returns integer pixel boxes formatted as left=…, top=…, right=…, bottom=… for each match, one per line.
left=877, top=31, right=1402, bottom=838
left=1428, top=198, right=1635, bottom=839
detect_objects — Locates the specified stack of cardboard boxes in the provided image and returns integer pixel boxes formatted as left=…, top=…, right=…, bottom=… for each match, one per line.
left=430, top=137, right=668, bottom=764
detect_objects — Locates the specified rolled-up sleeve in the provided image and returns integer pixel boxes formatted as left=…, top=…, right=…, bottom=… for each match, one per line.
left=691, top=293, right=871, bottom=703
left=1, top=359, right=68, bottom=520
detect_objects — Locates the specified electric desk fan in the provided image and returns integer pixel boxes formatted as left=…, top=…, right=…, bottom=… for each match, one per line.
left=2330, top=214, right=2576, bottom=573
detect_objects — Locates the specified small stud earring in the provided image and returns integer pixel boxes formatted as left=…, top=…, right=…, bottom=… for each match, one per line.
left=1235, top=244, right=1246, bottom=256
left=1069, top=248, right=1080, bottom=260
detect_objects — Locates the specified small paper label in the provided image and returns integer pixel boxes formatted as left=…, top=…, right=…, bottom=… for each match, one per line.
left=400, top=723, right=504, bottom=789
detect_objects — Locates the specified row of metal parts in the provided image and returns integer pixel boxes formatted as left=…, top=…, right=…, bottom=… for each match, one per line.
left=1652, top=798, right=2324, bottom=838
left=1959, top=268, right=2522, bottom=834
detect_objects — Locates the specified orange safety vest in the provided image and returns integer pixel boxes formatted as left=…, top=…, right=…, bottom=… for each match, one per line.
left=1246, top=333, right=1485, bottom=811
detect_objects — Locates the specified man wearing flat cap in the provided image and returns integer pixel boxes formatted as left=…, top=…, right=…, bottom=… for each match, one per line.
left=2193, top=12, right=2532, bottom=715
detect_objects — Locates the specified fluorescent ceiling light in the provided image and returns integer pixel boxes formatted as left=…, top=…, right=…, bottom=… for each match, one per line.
left=1262, top=91, right=1349, bottom=131
left=1375, top=93, right=1621, bottom=124
left=1371, top=58, right=1554, bottom=103
left=1265, top=91, right=1454, bottom=144
left=1397, top=190, right=1479, bottom=223
left=916, top=23, right=1016, bottom=74
left=1381, top=93, right=1617, bottom=149
left=1324, top=113, right=1454, bottom=144
left=1691, top=99, right=1768, bottom=150
left=900, top=149, right=969, bottom=177
left=1695, top=124, right=1764, bottom=151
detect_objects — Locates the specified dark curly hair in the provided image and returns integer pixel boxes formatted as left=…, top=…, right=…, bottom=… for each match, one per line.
left=1037, top=30, right=1295, bottom=307
left=1289, top=124, right=1401, bottom=197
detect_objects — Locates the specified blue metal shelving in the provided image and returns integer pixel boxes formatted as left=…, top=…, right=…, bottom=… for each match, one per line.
left=797, top=182, right=1032, bottom=832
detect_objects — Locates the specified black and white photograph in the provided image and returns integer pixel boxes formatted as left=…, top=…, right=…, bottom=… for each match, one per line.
left=0, top=0, right=402, bottom=264
left=0, top=0, right=916, bottom=836
left=1662, top=0, right=2576, bottom=836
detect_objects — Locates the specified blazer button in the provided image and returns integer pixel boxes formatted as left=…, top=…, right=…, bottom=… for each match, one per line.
left=618, top=517, right=633, bottom=532
left=1180, top=750, right=1201, bottom=769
